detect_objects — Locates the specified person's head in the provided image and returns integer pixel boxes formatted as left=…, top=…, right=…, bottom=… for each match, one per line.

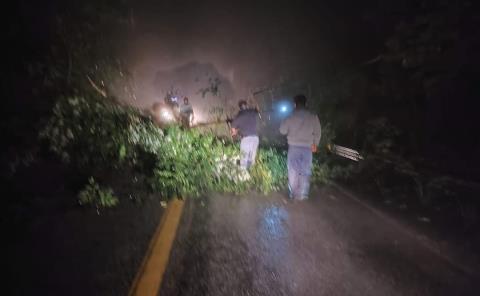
left=183, top=97, right=189, bottom=104
left=294, top=94, right=307, bottom=108
left=238, top=100, right=248, bottom=110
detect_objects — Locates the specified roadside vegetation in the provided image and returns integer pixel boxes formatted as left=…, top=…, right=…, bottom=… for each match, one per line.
left=39, top=93, right=344, bottom=209
left=300, top=0, right=480, bottom=235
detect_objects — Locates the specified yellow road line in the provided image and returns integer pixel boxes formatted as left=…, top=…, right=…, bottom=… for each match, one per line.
left=129, top=198, right=185, bottom=296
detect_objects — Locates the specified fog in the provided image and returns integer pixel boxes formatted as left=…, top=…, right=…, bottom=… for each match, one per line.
left=122, top=0, right=382, bottom=110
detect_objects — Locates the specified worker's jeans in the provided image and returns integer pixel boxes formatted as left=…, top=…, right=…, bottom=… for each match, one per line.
left=287, top=145, right=312, bottom=199
left=240, top=136, right=259, bottom=169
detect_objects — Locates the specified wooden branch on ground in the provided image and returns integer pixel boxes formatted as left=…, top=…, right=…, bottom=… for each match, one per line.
left=86, top=75, right=107, bottom=98
left=362, top=55, right=383, bottom=65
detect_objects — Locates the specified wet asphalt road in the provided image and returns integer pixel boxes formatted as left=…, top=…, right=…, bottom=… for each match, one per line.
left=159, top=186, right=478, bottom=296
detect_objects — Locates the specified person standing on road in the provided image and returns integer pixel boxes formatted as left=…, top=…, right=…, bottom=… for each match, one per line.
left=180, top=96, right=194, bottom=127
left=230, top=100, right=260, bottom=169
left=280, top=94, right=321, bottom=200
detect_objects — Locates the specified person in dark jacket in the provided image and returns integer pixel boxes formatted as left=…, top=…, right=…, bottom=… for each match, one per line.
left=230, top=100, right=260, bottom=169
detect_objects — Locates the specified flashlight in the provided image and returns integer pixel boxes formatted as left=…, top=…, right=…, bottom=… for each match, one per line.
left=277, top=100, right=293, bottom=116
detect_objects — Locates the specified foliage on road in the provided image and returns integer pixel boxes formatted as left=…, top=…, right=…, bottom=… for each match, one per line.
left=78, top=177, right=119, bottom=212
left=40, top=95, right=340, bottom=205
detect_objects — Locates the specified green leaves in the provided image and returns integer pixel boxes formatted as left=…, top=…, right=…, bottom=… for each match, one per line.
left=40, top=95, right=164, bottom=169
left=78, top=177, right=119, bottom=213
left=119, top=145, right=126, bottom=161
left=41, top=94, right=342, bottom=203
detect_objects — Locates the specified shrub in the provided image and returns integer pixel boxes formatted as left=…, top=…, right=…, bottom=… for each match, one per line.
left=39, top=95, right=164, bottom=169
left=148, top=127, right=246, bottom=197
left=252, top=148, right=288, bottom=192
left=78, top=177, right=119, bottom=213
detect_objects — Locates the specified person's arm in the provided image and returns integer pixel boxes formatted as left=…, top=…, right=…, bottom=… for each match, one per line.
left=279, top=117, right=290, bottom=135
left=187, top=106, right=194, bottom=121
left=231, top=114, right=241, bottom=136
left=312, top=115, right=321, bottom=146
left=231, top=114, right=239, bottom=129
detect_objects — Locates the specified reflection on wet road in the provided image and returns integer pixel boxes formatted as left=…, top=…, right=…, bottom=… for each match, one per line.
left=159, top=186, right=478, bottom=296
left=259, top=206, right=288, bottom=240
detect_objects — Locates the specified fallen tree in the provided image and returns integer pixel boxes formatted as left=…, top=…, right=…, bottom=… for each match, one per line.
left=39, top=94, right=344, bottom=209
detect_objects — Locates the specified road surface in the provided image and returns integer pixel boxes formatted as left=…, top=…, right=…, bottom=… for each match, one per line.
left=159, top=186, right=478, bottom=296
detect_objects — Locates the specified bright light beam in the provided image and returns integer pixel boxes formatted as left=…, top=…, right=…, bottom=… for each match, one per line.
left=160, top=109, right=174, bottom=121
left=277, top=101, right=293, bottom=116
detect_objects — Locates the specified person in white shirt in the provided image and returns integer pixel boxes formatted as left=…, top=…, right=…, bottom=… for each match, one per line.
left=279, top=94, right=321, bottom=200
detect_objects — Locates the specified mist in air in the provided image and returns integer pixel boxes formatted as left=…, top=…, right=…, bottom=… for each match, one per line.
left=121, top=0, right=381, bottom=113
